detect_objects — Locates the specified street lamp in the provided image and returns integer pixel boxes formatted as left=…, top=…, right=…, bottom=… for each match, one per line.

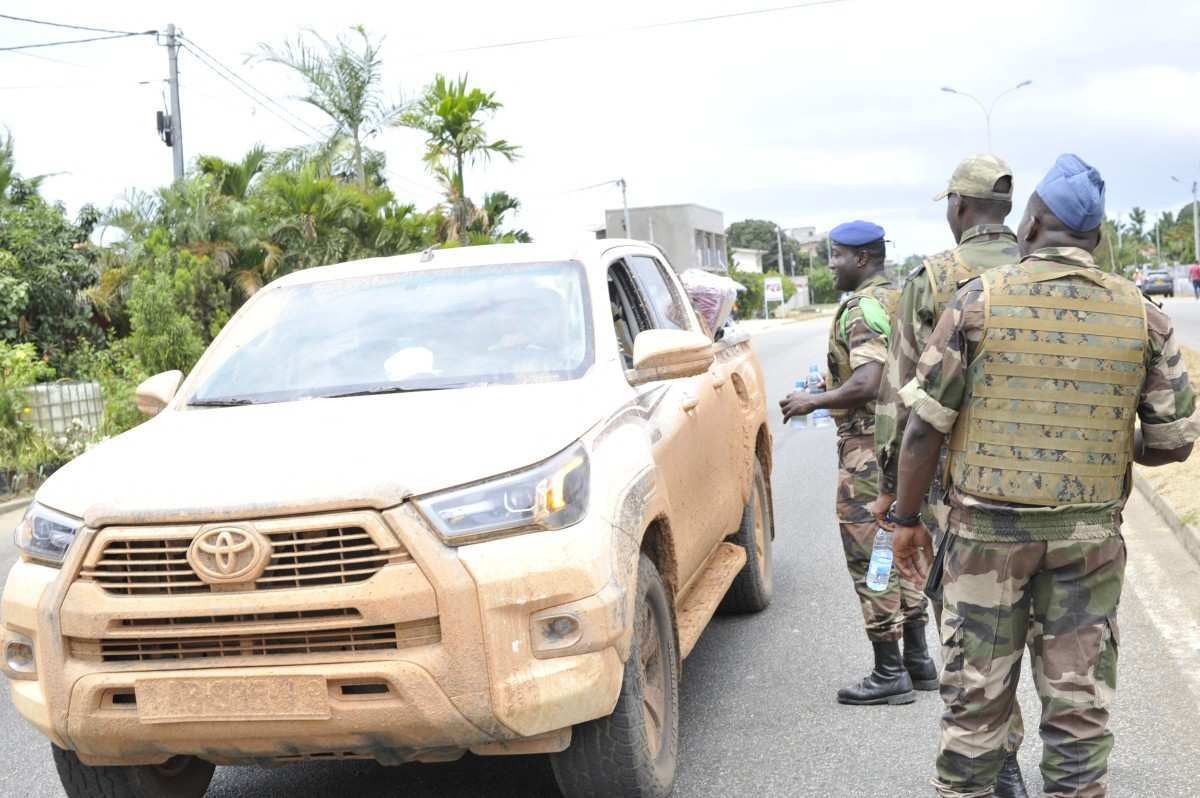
left=1171, top=175, right=1200, bottom=265
left=940, top=80, right=1033, bottom=152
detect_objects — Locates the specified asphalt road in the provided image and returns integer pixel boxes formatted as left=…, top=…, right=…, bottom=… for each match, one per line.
left=1157, top=295, right=1200, bottom=350
left=2, top=317, right=1199, bottom=797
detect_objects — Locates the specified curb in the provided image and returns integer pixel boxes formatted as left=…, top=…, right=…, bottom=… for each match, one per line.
left=1133, top=475, right=1200, bottom=566
left=0, top=495, right=31, bottom=515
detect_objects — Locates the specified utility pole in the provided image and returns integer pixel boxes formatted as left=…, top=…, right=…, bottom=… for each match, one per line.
left=775, top=225, right=786, bottom=276
left=164, top=24, right=184, bottom=181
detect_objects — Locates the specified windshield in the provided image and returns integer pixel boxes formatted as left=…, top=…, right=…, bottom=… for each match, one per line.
left=187, top=260, right=593, bottom=405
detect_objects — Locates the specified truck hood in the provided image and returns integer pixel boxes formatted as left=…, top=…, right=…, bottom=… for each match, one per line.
left=37, top=379, right=616, bottom=528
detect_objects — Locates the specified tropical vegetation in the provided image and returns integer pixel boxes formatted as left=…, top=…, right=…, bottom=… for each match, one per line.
left=0, top=26, right=528, bottom=489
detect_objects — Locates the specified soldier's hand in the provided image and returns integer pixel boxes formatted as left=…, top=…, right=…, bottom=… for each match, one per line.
left=868, top=493, right=893, bottom=523
left=892, top=523, right=932, bottom=583
left=779, top=392, right=818, bottom=421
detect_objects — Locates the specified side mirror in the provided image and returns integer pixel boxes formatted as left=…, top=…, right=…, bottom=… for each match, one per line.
left=135, top=370, right=184, bottom=417
left=628, top=329, right=715, bottom=385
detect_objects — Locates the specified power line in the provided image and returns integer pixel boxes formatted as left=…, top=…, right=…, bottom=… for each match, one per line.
left=0, top=31, right=154, bottom=52
left=178, top=42, right=326, bottom=141
left=430, top=0, right=853, bottom=54
left=0, top=12, right=149, bottom=36
left=178, top=37, right=326, bottom=140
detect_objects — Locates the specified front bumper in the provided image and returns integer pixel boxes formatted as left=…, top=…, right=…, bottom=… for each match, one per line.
left=1, top=503, right=628, bottom=766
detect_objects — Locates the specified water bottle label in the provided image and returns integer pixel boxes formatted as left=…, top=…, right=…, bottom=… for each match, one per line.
left=866, top=551, right=893, bottom=592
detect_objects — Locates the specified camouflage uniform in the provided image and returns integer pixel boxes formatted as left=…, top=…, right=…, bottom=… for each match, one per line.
left=874, top=224, right=1026, bottom=752
left=901, top=247, right=1200, bottom=797
left=830, top=273, right=928, bottom=642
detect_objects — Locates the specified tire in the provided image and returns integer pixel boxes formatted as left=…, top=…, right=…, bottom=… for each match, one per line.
left=52, top=746, right=215, bottom=798
left=551, top=553, right=680, bottom=798
left=718, top=457, right=774, bottom=614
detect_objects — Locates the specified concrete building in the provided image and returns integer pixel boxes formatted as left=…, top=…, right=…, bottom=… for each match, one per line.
left=731, top=247, right=767, bottom=274
left=785, top=225, right=827, bottom=257
left=602, top=204, right=727, bottom=272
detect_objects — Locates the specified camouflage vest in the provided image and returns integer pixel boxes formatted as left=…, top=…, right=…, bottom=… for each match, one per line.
left=947, top=264, right=1148, bottom=507
left=924, top=249, right=978, bottom=319
left=828, top=275, right=899, bottom=435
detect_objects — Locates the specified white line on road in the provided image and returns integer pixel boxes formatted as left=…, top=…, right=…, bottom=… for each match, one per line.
left=1122, top=493, right=1200, bottom=710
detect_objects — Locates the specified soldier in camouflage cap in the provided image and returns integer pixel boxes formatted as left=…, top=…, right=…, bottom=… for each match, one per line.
left=870, top=154, right=1027, bottom=796
left=781, top=221, right=931, bottom=706
left=889, top=155, right=1200, bottom=797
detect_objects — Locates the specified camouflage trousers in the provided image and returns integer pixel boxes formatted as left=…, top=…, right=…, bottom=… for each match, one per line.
left=925, top=493, right=1025, bottom=758
left=836, top=433, right=927, bottom=642
left=934, top=535, right=1125, bottom=798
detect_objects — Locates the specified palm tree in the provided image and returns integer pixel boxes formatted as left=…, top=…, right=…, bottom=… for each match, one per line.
left=258, top=26, right=400, bottom=190
left=1127, top=206, right=1147, bottom=242
left=0, top=133, right=13, bottom=200
left=398, top=74, right=521, bottom=244
left=196, top=144, right=269, bottom=200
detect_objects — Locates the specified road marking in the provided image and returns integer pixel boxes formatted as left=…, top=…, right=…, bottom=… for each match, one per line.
left=1122, top=493, right=1200, bottom=709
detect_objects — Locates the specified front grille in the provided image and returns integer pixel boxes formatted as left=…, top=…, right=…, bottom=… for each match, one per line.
left=118, top=608, right=361, bottom=630
left=82, top=526, right=408, bottom=595
left=70, top=618, right=442, bottom=663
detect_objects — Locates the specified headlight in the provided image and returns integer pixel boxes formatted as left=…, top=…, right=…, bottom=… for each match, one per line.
left=416, top=444, right=589, bottom=545
left=13, top=502, right=83, bottom=566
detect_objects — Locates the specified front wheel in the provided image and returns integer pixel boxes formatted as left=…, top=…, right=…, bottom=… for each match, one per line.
left=718, top=457, right=774, bottom=614
left=551, top=553, right=680, bottom=798
left=52, top=746, right=215, bottom=798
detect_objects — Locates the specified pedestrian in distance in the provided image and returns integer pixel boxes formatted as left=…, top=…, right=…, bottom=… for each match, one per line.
left=889, top=154, right=1199, bottom=797
left=1189, top=260, right=1200, bottom=299
left=869, top=153, right=1028, bottom=797
left=780, top=220, right=934, bottom=706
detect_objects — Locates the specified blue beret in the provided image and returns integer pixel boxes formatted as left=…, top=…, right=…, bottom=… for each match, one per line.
left=830, top=220, right=885, bottom=247
left=1035, top=154, right=1105, bottom=232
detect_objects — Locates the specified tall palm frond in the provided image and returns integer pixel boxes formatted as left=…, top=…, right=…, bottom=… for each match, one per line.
left=258, top=26, right=401, bottom=189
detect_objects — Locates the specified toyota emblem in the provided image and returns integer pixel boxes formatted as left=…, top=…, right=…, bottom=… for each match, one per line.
left=187, top=526, right=271, bottom=585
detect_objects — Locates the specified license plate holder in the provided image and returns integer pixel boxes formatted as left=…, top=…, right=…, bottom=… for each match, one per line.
left=136, top=675, right=331, bottom=724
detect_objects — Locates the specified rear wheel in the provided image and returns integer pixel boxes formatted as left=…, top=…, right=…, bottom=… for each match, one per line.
left=52, top=746, right=215, bottom=798
left=719, top=458, right=774, bottom=614
left=551, top=553, right=679, bottom=798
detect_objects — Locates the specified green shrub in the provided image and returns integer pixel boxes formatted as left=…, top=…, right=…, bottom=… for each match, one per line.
left=62, top=339, right=148, bottom=438
left=730, top=271, right=795, bottom=319
left=0, top=341, right=54, bottom=475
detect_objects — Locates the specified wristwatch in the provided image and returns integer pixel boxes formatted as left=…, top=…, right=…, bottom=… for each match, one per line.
left=885, top=501, right=922, bottom=528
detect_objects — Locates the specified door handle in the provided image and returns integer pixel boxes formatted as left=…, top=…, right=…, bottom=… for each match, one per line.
left=710, top=370, right=727, bottom=389
left=680, top=392, right=700, bottom=413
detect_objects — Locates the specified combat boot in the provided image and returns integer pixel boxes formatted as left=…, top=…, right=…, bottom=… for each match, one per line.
left=836, top=641, right=916, bottom=705
left=902, top=619, right=939, bottom=691
left=994, top=752, right=1029, bottom=798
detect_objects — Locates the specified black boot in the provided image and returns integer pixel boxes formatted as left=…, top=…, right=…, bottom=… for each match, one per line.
left=836, top=640, right=916, bottom=705
left=994, top=752, right=1028, bottom=798
left=902, top=619, right=939, bottom=691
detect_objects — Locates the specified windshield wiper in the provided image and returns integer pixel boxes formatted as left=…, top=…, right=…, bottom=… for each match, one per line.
left=188, top=397, right=257, bottom=407
left=322, top=384, right=467, bottom=399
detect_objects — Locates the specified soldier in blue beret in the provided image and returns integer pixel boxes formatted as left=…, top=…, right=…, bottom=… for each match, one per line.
left=781, top=220, right=933, bottom=705
left=891, top=154, right=1200, bottom=796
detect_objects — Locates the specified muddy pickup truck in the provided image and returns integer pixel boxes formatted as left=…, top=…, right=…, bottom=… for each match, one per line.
left=1, top=240, right=774, bottom=798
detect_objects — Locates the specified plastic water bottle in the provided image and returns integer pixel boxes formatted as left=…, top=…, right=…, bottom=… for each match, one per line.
left=865, top=528, right=894, bottom=592
left=789, top=380, right=808, bottom=429
left=807, top=364, right=834, bottom=428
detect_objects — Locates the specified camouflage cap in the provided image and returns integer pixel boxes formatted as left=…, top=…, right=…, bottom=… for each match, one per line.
left=932, top=154, right=1014, bottom=202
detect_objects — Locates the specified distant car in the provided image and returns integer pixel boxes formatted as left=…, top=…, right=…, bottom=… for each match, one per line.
left=1142, top=269, right=1174, bottom=297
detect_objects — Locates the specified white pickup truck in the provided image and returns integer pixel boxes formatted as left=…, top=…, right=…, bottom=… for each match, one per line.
left=2, top=240, right=775, bottom=797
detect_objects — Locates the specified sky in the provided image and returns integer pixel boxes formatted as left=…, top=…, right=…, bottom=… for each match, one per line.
left=2, top=0, right=1200, bottom=259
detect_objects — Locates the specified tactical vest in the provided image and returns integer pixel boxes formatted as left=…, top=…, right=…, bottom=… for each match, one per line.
left=924, top=250, right=977, bottom=319
left=828, top=277, right=899, bottom=435
left=946, top=265, right=1148, bottom=507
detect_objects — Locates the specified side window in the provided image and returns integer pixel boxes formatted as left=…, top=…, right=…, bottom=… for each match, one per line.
left=628, top=256, right=690, bottom=332
left=607, top=261, right=648, bottom=369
